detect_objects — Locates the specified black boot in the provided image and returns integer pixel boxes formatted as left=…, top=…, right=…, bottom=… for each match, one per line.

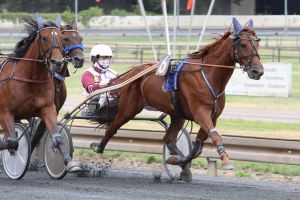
left=0, top=137, right=18, bottom=150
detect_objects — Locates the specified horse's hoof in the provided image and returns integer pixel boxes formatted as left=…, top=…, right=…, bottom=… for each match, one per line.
left=221, top=163, right=235, bottom=170
left=166, top=155, right=180, bottom=165
left=67, top=161, right=82, bottom=173
left=90, top=142, right=101, bottom=153
left=179, top=167, right=192, bottom=183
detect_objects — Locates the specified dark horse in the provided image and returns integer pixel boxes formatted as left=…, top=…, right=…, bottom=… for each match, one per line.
left=30, top=20, right=84, bottom=151
left=0, top=15, right=80, bottom=172
left=90, top=18, right=264, bottom=181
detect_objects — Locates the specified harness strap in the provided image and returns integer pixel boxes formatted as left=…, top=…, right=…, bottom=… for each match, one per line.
left=12, top=76, right=52, bottom=84
left=199, top=65, right=225, bottom=118
left=53, top=72, right=65, bottom=83
left=200, top=69, right=225, bottom=100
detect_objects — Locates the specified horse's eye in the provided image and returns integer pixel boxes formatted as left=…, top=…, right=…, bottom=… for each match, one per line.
left=64, top=37, right=69, bottom=42
left=42, top=37, right=47, bottom=42
left=257, top=38, right=261, bottom=42
left=240, top=44, right=246, bottom=48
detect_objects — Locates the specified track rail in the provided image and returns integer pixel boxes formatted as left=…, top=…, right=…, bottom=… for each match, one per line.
left=69, top=126, right=300, bottom=165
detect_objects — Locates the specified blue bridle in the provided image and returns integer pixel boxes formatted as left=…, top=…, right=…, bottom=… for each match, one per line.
left=64, top=43, right=84, bottom=53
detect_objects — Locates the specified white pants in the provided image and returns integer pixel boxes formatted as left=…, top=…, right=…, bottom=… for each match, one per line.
left=98, top=92, right=115, bottom=109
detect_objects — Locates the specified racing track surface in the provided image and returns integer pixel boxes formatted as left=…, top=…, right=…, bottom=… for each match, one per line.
left=0, top=167, right=299, bottom=200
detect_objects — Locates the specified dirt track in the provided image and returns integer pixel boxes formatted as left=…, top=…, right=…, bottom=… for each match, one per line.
left=0, top=166, right=299, bottom=200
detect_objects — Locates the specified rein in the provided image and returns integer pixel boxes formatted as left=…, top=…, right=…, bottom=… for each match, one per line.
left=0, top=60, right=52, bottom=84
left=0, top=56, right=44, bottom=63
left=182, top=61, right=240, bottom=70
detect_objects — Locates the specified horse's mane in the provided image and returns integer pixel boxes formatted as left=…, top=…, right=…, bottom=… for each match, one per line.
left=188, top=31, right=232, bottom=59
left=62, top=24, right=74, bottom=30
left=14, top=17, right=58, bottom=58
left=189, top=27, right=257, bottom=59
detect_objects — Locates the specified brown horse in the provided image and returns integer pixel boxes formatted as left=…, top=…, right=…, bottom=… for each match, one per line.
left=30, top=21, right=84, bottom=151
left=90, top=18, right=264, bottom=181
left=0, top=15, right=80, bottom=172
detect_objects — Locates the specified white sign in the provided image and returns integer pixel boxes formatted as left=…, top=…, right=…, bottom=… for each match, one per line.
left=226, top=62, right=292, bottom=97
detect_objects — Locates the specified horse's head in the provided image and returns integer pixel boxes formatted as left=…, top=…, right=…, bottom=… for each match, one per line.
left=61, top=20, right=84, bottom=68
left=36, top=14, right=65, bottom=73
left=232, top=18, right=264, bottom=80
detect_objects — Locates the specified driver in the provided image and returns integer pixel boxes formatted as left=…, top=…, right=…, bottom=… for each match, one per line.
left=81, top=44, right=118, bottom=111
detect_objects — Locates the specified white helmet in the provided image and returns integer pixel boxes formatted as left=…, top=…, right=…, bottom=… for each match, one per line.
left=90, top=44, right=113, bottom=59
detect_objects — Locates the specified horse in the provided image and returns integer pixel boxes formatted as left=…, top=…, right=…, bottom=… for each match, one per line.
left=0, top=15, right=80, bottom=172
left=30, top=20, right=85, bottom=151
left=89, top=18, right=264, bottom=182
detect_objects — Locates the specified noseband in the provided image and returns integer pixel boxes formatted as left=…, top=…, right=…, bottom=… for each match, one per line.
left=37, top=27, right=64, bottom=66
left=232, top=32, right=260, bottom=72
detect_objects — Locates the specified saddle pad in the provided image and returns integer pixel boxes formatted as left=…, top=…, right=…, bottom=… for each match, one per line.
left=164, top=57, right=189, bottom=92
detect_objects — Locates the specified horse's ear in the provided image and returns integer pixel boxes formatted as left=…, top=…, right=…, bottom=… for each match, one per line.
left=232, top=17, right=243, bottom=37
left=71, top=17, right=77, bottom=30
left=35, top=13, right=45, bottom=30
left=55, top=13, right=62, bottom=28
left=246, top=19, right=254, bottom=30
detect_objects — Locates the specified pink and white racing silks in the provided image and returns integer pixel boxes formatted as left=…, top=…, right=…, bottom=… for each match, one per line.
left=81, top=66, right=117, bottom=108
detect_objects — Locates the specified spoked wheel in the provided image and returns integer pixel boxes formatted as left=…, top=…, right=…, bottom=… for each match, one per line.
left=163, top=128, right=192, bottom=180
left=44, top=122, right=73, bottom=179
left=2, top=122, right=31, bottom=179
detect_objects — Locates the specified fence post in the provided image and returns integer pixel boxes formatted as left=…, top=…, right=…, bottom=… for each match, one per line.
left=114, top=44, right=118, bottom=62
left=207, top=157, right=217, bottom=176
left=140, top=49, right=144, bottom=63
left=157, top=45, right=161, bottom=58
left=278, top=48, right=281, bottom=62
left=136, top=45, right=139, bottom=59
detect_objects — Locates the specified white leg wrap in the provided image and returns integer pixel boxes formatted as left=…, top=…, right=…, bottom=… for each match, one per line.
left=209, top=128, right=220, bottom=136
left=209, top=128, right=223, bottom=142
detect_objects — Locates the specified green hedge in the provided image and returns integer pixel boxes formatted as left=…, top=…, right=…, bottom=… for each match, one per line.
left=0, top=6, right=104, bottom=26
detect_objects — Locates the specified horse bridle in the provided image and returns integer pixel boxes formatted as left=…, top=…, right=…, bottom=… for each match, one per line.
left=61, top=29, right=84, bottom=62
left=37, top=27, right=64, bottom=67
left=232, top=32, right=260, bottom=72
left=0, top=27, right=65, bottom=84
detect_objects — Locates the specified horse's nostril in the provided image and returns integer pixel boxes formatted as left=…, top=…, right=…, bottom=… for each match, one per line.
left=50, top=60, right=63, bottom=67
left=251, top=69, right=259, bottom=74
left=250, top=67, right=264, bottom=77
left=73, top=56, right=85, bottom=62
left=72, top=56, right=85, bottom=68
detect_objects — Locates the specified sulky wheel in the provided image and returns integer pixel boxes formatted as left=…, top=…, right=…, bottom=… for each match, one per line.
left=2, top=122, right=31, bottom=179
left=44, top=122, right=73, bottom=179
left=163, top=128, right=192, bottom=180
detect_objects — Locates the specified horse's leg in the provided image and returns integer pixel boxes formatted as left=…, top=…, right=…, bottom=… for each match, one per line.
left=90, top=85, right=144, bottom=153
left=167, top=108, right=233, bottom=170
left=91, top=104, right=144, bottom=153
left=163, top=115, right=185, bottom=157
left=207, top=118, right=234, bottom=170
left=40, top=106, right=81, bottom=172
left=0, top=111, right=18, bottom=150
left=31, top=82, right=66, bottom=152
left=163, top=115, right=194, bottom=182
